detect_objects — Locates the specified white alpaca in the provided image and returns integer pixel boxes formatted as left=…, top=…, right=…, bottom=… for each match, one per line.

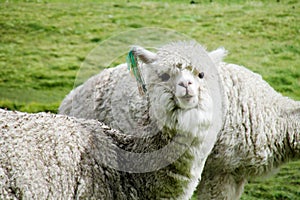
left=128, top=42, right=217, bottom=198
left=59, top=40, right=300, bottom=199
left=0, top=109, right=121, bottom=199
left=1, top=42, right=223, bottom=200
left=0, top=105, right=213, bottom=199
left=195, top=62, right=300, bottom=199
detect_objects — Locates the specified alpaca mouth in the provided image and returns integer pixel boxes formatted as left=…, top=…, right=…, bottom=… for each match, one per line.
left=181, top=94, right=194, bottom=100
left=176, top=94, right=198, bottom=108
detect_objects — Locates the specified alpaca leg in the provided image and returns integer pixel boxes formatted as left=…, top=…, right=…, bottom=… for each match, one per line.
left=196, top=173, right=246, bottom=200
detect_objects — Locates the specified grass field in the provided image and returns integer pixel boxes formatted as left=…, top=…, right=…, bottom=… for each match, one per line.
left=0, top=0, right=299, bottom=199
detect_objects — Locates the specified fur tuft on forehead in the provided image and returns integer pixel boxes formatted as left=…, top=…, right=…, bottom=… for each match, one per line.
left=156, top=41, right=208, bottom=72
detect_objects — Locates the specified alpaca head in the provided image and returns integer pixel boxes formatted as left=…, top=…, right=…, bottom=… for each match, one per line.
left=128, top=41, right=225, bottom=135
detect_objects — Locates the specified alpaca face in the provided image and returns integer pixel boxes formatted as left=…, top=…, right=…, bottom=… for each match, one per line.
left=149, top=65, right=206, bottom=110
left=174, top=68, right=204, bottom=109
left=142, top=61, right=212, bottom=132
left=129, top=42, right=214, bottom=132
left=130, top=44, right=210, bottom=110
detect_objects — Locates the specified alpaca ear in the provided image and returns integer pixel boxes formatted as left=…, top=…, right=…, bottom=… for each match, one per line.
left=209, top=47, right=228, bottom=65
left=130, top=46, right=157, bottom=64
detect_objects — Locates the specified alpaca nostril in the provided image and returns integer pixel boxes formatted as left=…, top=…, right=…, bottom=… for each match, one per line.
left=179, top=81, right=192, bottom=88
left=178, top=82, right=187, bottom=88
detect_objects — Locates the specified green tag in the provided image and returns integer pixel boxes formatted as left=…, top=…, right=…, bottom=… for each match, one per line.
left=126, top=50, right=147, bottom=95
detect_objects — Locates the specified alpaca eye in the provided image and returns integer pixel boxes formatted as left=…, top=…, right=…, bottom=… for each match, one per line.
left=160, top=73, right=170, bottom=82
left=198, top=72, right=204, bottom=79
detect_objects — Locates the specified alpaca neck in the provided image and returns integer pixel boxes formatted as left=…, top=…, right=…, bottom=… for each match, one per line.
left=128, top=87, right=214, bottom=199
left=114, top=108, right=212, bottom=199
left=147, top=107, right=212, bottom=199
left=110, top=126, right=210, bottom=200
left=148, top=127, right=210, bottom=200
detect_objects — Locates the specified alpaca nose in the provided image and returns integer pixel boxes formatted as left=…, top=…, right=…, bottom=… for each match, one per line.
left=178, top=81, right=192, bottom=88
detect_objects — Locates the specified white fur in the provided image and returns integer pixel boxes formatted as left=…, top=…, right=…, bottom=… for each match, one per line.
left=196, top=62, right=300, bottom=199
left=209, top=47, right=228, bottom=65
left=148, top=69, right=213, bottom=138
left=59, top=42, right=299, bottom=199
left=60, top=41, right=221, bottom=200
left=175, top=69, right=199, bottom=109
left=58, top=40, right=300, bottom=199
left=0, top=109, right=120, bottom=199
left=136, top=42, right=215, bottom=199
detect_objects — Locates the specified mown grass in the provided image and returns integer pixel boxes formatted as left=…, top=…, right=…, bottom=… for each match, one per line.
left=0, top=0, right=299, bottom=199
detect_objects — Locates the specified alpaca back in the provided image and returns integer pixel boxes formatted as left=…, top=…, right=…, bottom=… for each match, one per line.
left=59, top=63, right=157, bottom=137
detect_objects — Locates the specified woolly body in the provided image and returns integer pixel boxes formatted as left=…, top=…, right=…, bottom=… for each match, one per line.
left=60, top=41, right=222, bottom=199
left=59, top=41, right=300, bottom=199
left=196, top=63, right=300, bottom=199
left=0, top=109, right=121, bottom=199
left=0, top=107, right=209, bottom=200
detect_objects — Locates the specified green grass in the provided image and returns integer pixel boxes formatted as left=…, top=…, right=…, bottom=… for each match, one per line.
left=242, top=162, right=300, bottom=200
left=0, top=0, right=299, bottom=199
